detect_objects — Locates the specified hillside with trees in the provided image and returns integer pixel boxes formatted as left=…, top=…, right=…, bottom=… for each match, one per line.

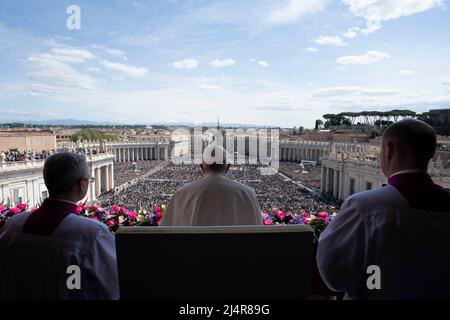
left=70, top=129, right=118, bottom=142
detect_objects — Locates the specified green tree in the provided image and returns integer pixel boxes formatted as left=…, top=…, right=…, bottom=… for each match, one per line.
left=70, top=129, right=118, bottom=142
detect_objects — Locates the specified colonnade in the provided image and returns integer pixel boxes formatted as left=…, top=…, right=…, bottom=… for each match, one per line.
left=109, top=144, right=170, bottom=162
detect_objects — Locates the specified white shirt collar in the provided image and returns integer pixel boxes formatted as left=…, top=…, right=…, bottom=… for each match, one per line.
left=389, top=169, right=426, bottom=179
left=51, top=198, right=79, bottom=206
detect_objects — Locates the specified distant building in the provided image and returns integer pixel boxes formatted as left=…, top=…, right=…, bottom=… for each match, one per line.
left=0, top=153, right=114, bottom=206
left=321, top=153, right=450, bottom=200
left=0, top=130, right=56, bottom=152
left=301, top=128, right=370, bottom=143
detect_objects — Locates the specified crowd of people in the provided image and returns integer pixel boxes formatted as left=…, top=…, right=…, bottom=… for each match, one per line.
left=113, top=160, right=164, bottom=186
left=0, top=147, right=101, bottom=162
left=278, top=162, right=322, bottom=190
left=100, top=161, right=338, bottom=214
left=0, top=150, right=52, bottom=162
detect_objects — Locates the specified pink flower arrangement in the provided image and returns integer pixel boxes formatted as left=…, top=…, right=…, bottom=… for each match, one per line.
left=0, top=203, right=30, bottom=229
left=260, top=208, right=336, bottom=239
left=110, top=205, right=120, bottom=214
left=0, top=201, right=336, bottom=238
left=16, top=203, right=28, bottom=211
left=8, top=207, right=22, bottom=215
left=127, top=211, right=137, bottom=220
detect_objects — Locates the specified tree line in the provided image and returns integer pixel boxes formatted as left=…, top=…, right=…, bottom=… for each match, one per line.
left=70, top=129, right=118, bottom=142
left=315, top=110, right=425, bottom=129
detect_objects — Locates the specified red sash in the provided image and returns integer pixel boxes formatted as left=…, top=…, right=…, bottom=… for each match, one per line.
left=23, top=199, right=78, bottom=236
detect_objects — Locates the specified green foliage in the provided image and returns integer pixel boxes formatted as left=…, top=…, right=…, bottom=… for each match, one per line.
left=70, top=129, right=118, bottom=142
left=309, top=219, right=327, bottom=239
left=322, top=109, right=417, bottom=127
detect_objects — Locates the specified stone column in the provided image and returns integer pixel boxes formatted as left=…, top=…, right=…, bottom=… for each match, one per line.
left=104, top=165, right=110, bottom=191
left=95, top=167, right=101, bottom=197
left=110, top=164, right=114, bottom=189
left=89, top=168, right=96, bottom=201
left=333, top=169, right=338, bottom=198
left=325, top=167, right=330, bottom=194
left=321, top=165, right=326, bottom=193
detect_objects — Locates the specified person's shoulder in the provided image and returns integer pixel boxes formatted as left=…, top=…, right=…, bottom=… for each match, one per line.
left=59, top=214, right=112, bottom=240
left=224, top=177, right=256, bottom=195
left=344, top=184, right=407, bottom=211
left=174, top=178, right=203, bottom=194
left=1, top=211, right=32, bottom=232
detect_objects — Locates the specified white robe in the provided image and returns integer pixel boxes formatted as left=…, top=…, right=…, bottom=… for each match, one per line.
left=161, top=172, right=263, bottom=226
left=0, top=212, right=119, bottom=300
left=317, top=184, right=450, bottom=299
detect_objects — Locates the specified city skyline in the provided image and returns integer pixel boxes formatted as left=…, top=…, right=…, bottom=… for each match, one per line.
left=1, top=0, right=450, bottom=128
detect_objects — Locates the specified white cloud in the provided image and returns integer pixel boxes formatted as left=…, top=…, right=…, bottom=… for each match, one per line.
left=101, top=59, right=148, bottom=77
left=197, top=84, right=223, bottom=90
left=257, top=78, right=272, bottom=87
left=314, top=35, right=346, bottom=47
left=336, top=50, right=390, bottom=65
left=343, top=29, right=357, bottom=39
left=208, top=58, right=236, bottom=68
left=343, top=0, right=443, bottom=33
left=313, top=86, right=399, bottom=97
left=443, top=78, right=450, bottom=92
left=92, top=44, right=127, bottom=60
left=171, top=58, right=199, bottom=69
left=361, top=23, right=382, bottom=35
left=51, top=47, right=96, bottom=61
left=396, top=70, right=415, bottom=76
left=268, top=0, right=328, bottom=25
left=33, top=53, right=86, bottom=64
left=25, top=54, right=99, bottom=92
left=303, top=47, right=318, bottom=52
left=258, top=61, right=270, bottom=67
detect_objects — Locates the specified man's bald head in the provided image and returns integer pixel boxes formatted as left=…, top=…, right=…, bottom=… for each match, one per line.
left=381, top=119, right=436, bottom=175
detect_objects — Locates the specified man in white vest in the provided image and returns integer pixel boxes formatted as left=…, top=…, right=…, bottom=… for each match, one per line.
left=161, top=145, right=263, bottom=226
left=0, top=152, right=119, bottom=299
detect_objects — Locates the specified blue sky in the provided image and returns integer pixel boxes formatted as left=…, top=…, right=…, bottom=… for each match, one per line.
left=0, top=0, right=450, bottom=128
